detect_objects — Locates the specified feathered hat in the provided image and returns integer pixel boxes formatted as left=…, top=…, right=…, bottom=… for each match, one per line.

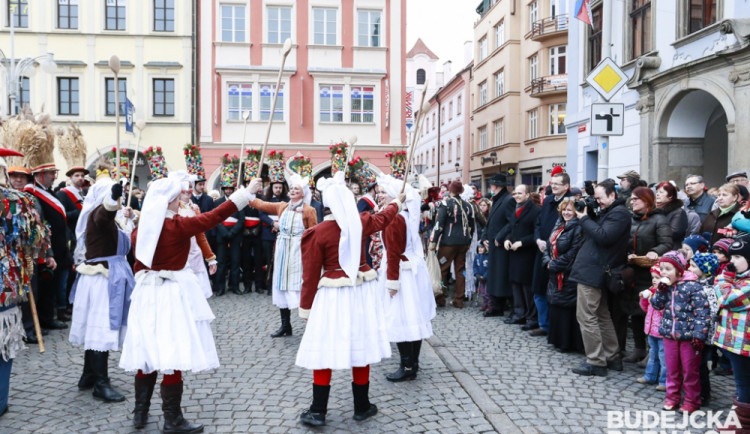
left=267, top=150, right=285, bottom=183
left=349, top=155, right=377, bottom=191
left=5, top=107, right=56, bottom=173
left=219, top=154, right=238, bottom=188
left=183, top=143, right=206, bottom=181
left=242, top=149, right=262, bottom=182
left=56, top=122, right=89, bottom=177
left=107, top=147, right=130, bottom=180
left=386, top=150, right=407, bottom=180
left=329, top=141, right=349, bottom=175
left=288, top=154, right=314, bottom=187
left=145, top=146, right=168, bottom=180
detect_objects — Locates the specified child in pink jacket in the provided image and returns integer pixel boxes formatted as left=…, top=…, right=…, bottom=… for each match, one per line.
left=638, top=265, right=667, bottom=390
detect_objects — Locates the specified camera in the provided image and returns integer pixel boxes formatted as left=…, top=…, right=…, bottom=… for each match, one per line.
left=574, top=200, right=587, bottom=212
left=574, top=195, right=598, bottom=213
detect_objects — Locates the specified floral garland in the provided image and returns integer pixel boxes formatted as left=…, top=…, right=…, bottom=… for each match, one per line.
left=107, top=147, right=130, bottom=180
left=267, top=150, right=285, bottom=183
left=329, top=141, right=349, bottom=175
left=243, top=149, right=262, bottom=182
left=145, top=146, right=168, bottom=180
left=386, top=150, right=408, bottom=180
left=183, top=143, right=205, bottom=180
left=289, top=155, right=314, bottom=187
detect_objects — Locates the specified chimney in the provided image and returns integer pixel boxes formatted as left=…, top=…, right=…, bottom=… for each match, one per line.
left=443, top=61, right=452, bottom=80
left=463, top=41, right=473, bottom=67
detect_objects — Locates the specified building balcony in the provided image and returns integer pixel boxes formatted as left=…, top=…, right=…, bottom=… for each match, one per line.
left=530, top=75, right=567, bottom=97
left=530, top=15, right=568, bottom=41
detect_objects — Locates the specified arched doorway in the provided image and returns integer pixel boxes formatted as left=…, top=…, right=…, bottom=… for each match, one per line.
left=657, top=89, right=729, bottom=187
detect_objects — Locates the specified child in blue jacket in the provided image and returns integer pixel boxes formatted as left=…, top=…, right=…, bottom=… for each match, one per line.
left=473, top=244, right=489, bottom=311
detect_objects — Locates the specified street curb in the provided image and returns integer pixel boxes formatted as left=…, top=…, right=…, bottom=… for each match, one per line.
left=427, top=335, right=524, bottom=434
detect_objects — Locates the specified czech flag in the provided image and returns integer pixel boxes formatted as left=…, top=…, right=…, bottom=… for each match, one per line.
left=574, top=0, right=594, bottom=28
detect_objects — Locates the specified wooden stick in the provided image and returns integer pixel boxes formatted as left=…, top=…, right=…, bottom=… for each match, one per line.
left=126, top=123, right=145, bottom=207
left=401, top=83, right=430, bottom=193
left=236, top=111, right=251, bottom=189
left=28, top=288, right=44, bottom=353
left=257, top=39, right=294, bottom=176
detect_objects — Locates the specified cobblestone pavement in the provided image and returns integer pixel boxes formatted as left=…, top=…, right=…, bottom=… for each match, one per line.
left=2, top=288, right=738, bottom=433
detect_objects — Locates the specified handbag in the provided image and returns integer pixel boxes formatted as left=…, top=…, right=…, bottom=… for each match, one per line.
left=425, top=249, right=443, bottom=296
left=604, top=263, right=635, bottom=295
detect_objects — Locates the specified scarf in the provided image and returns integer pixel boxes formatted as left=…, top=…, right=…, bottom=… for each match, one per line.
left=549, top=223, right=566, bottom=290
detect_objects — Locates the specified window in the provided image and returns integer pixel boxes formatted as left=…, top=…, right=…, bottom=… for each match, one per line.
left=549, top=104, right=566, bottom=135
left=529, top=54, right=538, bottom=83
left=313, top=7, right=336, bottom=45
left=58, top=77, right=79, bottom=116
left=267, top=6, right=292, bottom=44
left=227, top=83, right=252, bottom=121
left=478, top=81, right=487, bottom=106
left=528, top=109, right=538, bottom=140
left=105, top=0, right=126, bottom=30
left=350, top=86, right=374, bottom=123
left=154, top=0, right=174, bottom=32
left=8, top=76, right=29, bottom=115
left=478, top=126, right=487, bottom=151
left=416, top=69, right=426, bottom=85
left=630, top=0, right=651, bottom=59
left=358, top=10, right=381, bottom=47
left=457, top=95, right=462, bottom=114
left=529, top=1, right=538, bottom=31
left=495, top=20, right=505, bottom=49
left=432, top=113, right=436, bottom=130
left=105, top=77, right=127, bottom=116
left=479, top=36, right=487, bottom=61
left=260, top=83, right=284, bottom=121
left=441, top=144, right=445, bottom=162
left=319, top=85, right=343, bottom=122
left=425, top=117, right=429, bottom=132
left=58, top=0, right=78, bottom=29
left=588, top=4, right=603, bottom=72
left=549, top=46, right=566, bottom=75
left=441, top=107, right=445, bottom=124
left=494, top=119, right=504, bottom=147
left=689, top=0, right=716, bottom=34
left=8, top=0, right=27, bottom=28
left=448, top=141, right=452, bottom=162
left=153, top=78, right=175, bottom=116
left=449, top=101, right=453, bottom=120
left=494, top=70, right=504, bottom=98
left=456, top=137, right=461, bottom=160
left=431, top=148, right=435, bottom=167
left=221, top=4, right=246, bottom=42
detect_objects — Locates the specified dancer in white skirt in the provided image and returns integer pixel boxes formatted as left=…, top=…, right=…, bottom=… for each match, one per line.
left=376, top=175, right=436, bottom=382
left=69, top=173, right=134, bottom=403
left=119, top=176, right=255, bottom=432
left=292, top=171, right=404, bottom=427
left=246, top=173, right=317, bottom=338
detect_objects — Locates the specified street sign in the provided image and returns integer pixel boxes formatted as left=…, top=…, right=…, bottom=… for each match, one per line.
left=586, top=57, right=628, bottom=101
left=591, top=103, right=624, bottom=136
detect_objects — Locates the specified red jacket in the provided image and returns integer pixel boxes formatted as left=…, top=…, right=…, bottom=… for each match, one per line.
left=382, top=214, right=408, bottom=289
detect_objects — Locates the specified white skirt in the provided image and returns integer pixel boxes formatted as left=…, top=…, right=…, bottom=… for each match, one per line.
left=272, top=287, right=300, bottom=309
left=295, top=279, right=391, bottom=370
left=195, top=267, right=213, bottom=299
left=119, top=269, right=219, bottom=374
left=69, top=273, right=127, bottom=352
left=384, top=263, right=436, bottom=343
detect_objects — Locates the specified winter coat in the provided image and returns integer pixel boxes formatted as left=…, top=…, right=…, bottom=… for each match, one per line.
left=658, top=199, right=688, bottom=250
left=498, top=200, right=540, bottom=285
left=531, top=192, right=573, bottom=296
left=542, top=218, right=583, bottom=308
left=629, top=208, right=673, bottom=291
left=701, top=202, right=741, bottom=245
left=712, top=270, right=750, bottom=356
left=686, top=192, right=715, bottom=223
left=650, top=272, right=711, bottom=341
left=473, top=254, right=488, bottom=280
left=483, top=189, right=514, bottom=297
left=431, top=195, right=475, bottom=247
left=570, top=198, right=632, bottom=289
left=640, top=288, right=664, bottom=338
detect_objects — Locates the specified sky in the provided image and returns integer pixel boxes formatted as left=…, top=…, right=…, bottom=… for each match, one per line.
left=406, top=0, right=478, bottom=70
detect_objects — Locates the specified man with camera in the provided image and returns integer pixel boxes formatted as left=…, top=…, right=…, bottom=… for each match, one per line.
left=569, top=179, right=632, bottom=376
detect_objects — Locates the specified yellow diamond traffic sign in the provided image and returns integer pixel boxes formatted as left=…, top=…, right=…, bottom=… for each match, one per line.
left=586, top=57, right=629, bottom=101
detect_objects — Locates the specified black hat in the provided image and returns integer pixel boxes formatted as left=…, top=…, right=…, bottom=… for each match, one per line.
left=489, top=173, right=508, bottom=186
left=739, top=185, right=750, bottom=201
left=729, top=236, right=750, bottom=264
left=726, top=171, right=748, bottom=182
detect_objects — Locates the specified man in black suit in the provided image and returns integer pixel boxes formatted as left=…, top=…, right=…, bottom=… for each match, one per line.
left=214, top=184, right=245, bottom=295
left=481, top=173, right=514, bottom=318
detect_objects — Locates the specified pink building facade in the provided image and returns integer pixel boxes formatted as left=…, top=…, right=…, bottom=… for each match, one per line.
left=198, top=0, right=407, bottom=187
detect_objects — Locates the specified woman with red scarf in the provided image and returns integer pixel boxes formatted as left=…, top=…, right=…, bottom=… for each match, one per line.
left=542, top=198, right=584, bottom=352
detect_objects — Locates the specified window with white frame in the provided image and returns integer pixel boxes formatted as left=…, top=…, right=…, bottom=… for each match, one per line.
left=479, top=36, right=488, bottom=61
left=494, top=119, right=504, bottom=147
left=549, top=103, right=566, bottom=135
left=549, top=46, right=566, bottom=75
left=227, top=83, right=252, bottom=121
left=529, top=54, right=538, bottom=83
left=449, top=101, right=453, bottom=120
left=448, top=141, right=453, bottom=162
left=153, top=78, right=175, bottom=116
left=431, top=148, right=435, bottom=167
left=9, top=76, right=29, bottom=115
left=441, top=107, right=445, bottom=124
left=494, top=70, right=504, bottom=98
left=105, top=0, right=126, bottom=30
left=441, top=144, right=445, bottom=162
left=154, top=0, right=174, bottom=32
left=260, top=83, right=284, bottom=121
left=456, top=137, right=461, bottom=160
left=432, top=113, right=436, bottom=130
left=478, top=81, right=487, bottom=106
left=267, top=6, right=291, bottom=44
left=528, top=109, right=538, bottom=139
left=58, top=0, right=78, bottom=29
left=350, top=86, right=374, bottom=123
left=221, top=4, right=246, bottom=42
left=313, top=7, right=336, bottom=45
left=357, top=10, right=382, bottom=47
left=105, top=77, right=127, bottom=116
left=319, top=85, right=343, bottom=122
left=457, top=95, right=462, bottom=114
left=529, top=1, right=538, bottom=31
left=495, top=20, right=504, bottom=49
left=8, top=0, right=28, bottom=28
left=478, top=126, right=487, bottom=151
left=58, top=77, right=79, bottom=116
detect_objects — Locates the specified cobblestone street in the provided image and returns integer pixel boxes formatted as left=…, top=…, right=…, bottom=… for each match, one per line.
left=2, top=290, right=737, bottom=433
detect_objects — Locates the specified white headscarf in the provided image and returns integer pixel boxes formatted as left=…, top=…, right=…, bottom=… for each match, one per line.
left=317, top=171, right=362, bottom=283
left=73, top=177, right=115, bottom=264
left=287, top=172, right=311, bottom=205
left=168, top=170, right=194, bottom=192
left=376, top=174, right=424, bottom=263
left=135, top=176, right=183, bottom=268
left=460, top=184, right=474, bottom=202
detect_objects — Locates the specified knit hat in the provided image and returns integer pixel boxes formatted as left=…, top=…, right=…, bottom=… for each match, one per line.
left=728, top=236, right=750, bottom=264
left=691, top=252, right=720, bottom=278
left=449, top=180, right=464, bottom=195
left=659, top=250, right=686, bottom=275
left=649, top=264, right=661, bottom=277
left=386, top=150, right=407, bottom=180
left=242, top=149, right=262, bottom=182
left=145, top=146, right=168, bottom=180
left=682, top=234, right=710, bottom=254
left=267, top=150, right=285, bottom=183
left=219, top=154, right=238, bottom=188
left=712, top=238, right=734, bottom=256
left=184, top=143, right=206, bottom=181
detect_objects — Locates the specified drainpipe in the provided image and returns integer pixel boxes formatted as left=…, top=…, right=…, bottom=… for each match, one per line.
left=191, top=0, right=198, bottom=144
left=597, top=0, right=612, bottom=181
left=436, top=96, right=441, bottom=184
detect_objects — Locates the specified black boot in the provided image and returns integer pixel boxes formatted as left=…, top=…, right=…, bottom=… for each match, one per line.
left=78, top=350, right=96, bottom=390
left=161, top=382, right=204, bottom=433
left=299, top=384, right=330, bottom=426
left=352, top=382, right=377, bottom=421
left=413, top=340, right=422, bottom=374
left=386, top=342, right=415, bottom=382
left=57, top=308, right=71, bottom=322
left=91, top=351, right=126, bottom=403
left=133, top=372, right=158, bottom=429
left=270, top=308, right=292, bottom=338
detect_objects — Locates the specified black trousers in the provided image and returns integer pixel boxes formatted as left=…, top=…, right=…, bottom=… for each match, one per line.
left=216, top=236, right=241, bottom=291
left=37, top=264, right=61, bottom=326
left=262, top=239, right=275, bottom=290
left=242, top=234, right=266, bottom=291
left=511, top=282, right=536, bottom=322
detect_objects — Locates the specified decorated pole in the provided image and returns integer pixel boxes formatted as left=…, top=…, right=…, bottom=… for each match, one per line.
left=401, top=82, right=430, bottom=193
left=258, top=38, right=293, bottom=174
left=236, top=110, right=251, bottom=189
left=108, top=55, right=121, bottom=181
left=126, top=120, right=146, bottom=207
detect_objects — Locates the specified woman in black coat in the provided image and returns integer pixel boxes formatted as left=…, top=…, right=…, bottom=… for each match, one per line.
left=655, top=181, right=688, bottom=250
left=701, top=183, right=742, bottom=245
left=543, top=198, right=584, bottom=352
left=498, top=185, right=541, bottom=325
